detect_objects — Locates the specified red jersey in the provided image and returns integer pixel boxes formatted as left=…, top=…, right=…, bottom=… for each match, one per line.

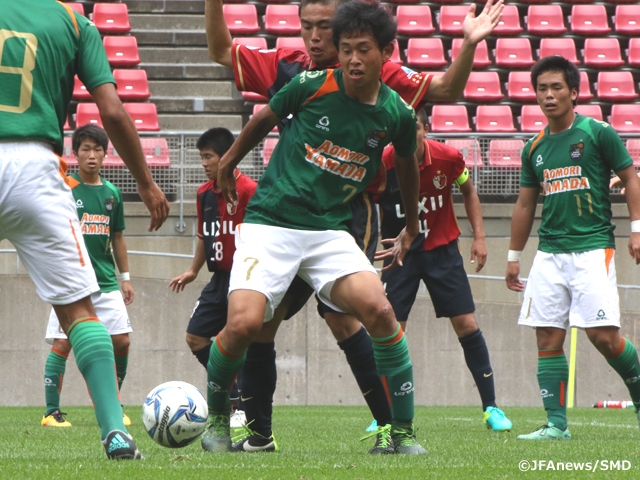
left=230, top=45, right=432, bottom=109
left=196, top=171, right=257, bottom=272
left=377, top=140, right=465, bottom=251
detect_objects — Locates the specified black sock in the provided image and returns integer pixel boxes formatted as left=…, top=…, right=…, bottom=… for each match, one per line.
left=240, top=341, right=276, bottom=437
left=338, top=327, right=392, bottom=426
left=458, top=329, right=496, bottom=411
left=192, top=343, right=212, bottom=369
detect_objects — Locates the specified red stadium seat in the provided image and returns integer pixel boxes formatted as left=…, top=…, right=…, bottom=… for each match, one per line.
left=242, top=91, right=268, bottom=103
left=63, top=115, right=72, bottom=131
left=492, top=5, right=523, bottom=36
left=123, top=103, right=161, bottom=131
left=570, top=5, right=611, bottom=35
left=488, top=140, right=525, bottom=168
left=610, top=105, right=640, bottom=133
left=574, top=104, right=603, bottom=121
left=526, top=5, right=567, bottom=35
left=386, top=0, right=421, bottom=3
left=475, top=105, right=516, bottom=132
left=140, top=138, right=171, bottom=168
left=507, top=71, right=536, bottom=102
left=520, top=105, right=548, bottom=132
left=252, top=104, right=277, bottom=132
left=92, top=3, right=131, bottom=34
left=389, top=40, right=403, bottom=65
left=396, top=5, right=435, bottom=36
left=451, top=39, right=491, bottom=68
left=76, top=103, right=103, bottom=128
left=264, top=5, right=301, bottom=36
left=626, top=139, right=640, bottom=167
left=538, top=38, right=579, bottom=64
left=62, top=136, right=76, bottom=165
left=438, top=5, right=467, bottom=35
left=494, top=38, right=535, bottom=68
left=578, top=71, right=594, bottom=101
left=114, top=69, right=151, bottom=101
left=444, top=139, right=483, bottom=169
left=103, top=142, right=125, bottom=168
left=275, top=37, right=305, bottom=51
left=405, top=38, right=447, bottom=68
left=233, top=37, right=268, bottom=50
left=583, top=38, right=624, bottom=68
left=66, top=2, right=85, bottom=16
left=596, top=71, right=639, bottom=102
left=627, top=38, right=640, bottom=67
left=463, top=72, right=503, bottom=102
left=262, top=137, right=279, bottom=166
left=223, top=4, right=260, bottom=35
left=72, top=75, right=92, bottom=101
left=430, top=105, right=471, bottom=133
left=103, top=36, right=141, bottom=67
left=614, top=5, right=640, bottom=35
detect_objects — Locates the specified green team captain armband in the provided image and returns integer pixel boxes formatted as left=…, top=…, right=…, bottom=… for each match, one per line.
left=454, top=168, right=470, bottom=187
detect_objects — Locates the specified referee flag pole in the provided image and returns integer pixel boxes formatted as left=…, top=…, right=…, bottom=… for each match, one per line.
left=567, top=327, right=578, bottom=408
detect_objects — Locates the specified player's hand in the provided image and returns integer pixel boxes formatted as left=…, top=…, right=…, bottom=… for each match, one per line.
left=375, top=228, right=417, bottom=272
left=470, top=238, right=487, bottom=272
left=505, top=261, right=524, bottom=292
left=218, top=163, right=238, bottom=207
left=121, top=281, right=134, bottom=305
left=463, top=0, right=504, bottom=46
left=629, top=233, right=640, bottom=265
left=137, top=181, right=170, bottom=232
left=169, top=271, right=197, bottom=292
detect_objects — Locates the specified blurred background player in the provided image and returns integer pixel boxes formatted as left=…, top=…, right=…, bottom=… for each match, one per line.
left=204, top=0, right=503, bottom=451
left=506, top=56, right=640, bottom=440
left=375, top=109, right=512, bottom=432
left=42, top=125, right=134, bottom=429
left=0, top=0, right=168, bottom=459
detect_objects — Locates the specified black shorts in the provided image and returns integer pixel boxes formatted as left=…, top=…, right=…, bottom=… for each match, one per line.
left=187, top=272, right=313, bottom=338
left=381, top=240, right=475, bottom=321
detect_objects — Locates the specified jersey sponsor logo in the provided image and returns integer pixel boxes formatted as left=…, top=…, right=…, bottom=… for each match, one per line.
left=569, top=142, right=584, bottom=161
left=104, top=197, right=114, bottom=211
left=304, top=141, right=369, bottom=182
left=394, top=195, right=444, bottom=238
left=433, top=173, right=447, bottom=190
left=79, top=213, right=111, bottom=236
left=202, top=220, right=237, bottom=237
left=76, top=199, right=84, bottom=209
left=365, top=128, right=387, bottom=149
left=315, top=116, right=330, bottom=132
left=535, top=155, right=543, bottom=167
left=541, top=166, right=590, bottom=196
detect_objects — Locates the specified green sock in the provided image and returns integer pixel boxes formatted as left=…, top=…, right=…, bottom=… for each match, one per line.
left=606, top=338, right=640, bottom=407
left=68, top=318, right=125, bottom=439
left=537, top=350, right=568, bottom=431
left=44, top=349, right=68, bottom=416
left=114, top=352, right=129, bottom=392
left=371, top=325, right=414, bottom=424
left=207, top=336, right=246, bottom=414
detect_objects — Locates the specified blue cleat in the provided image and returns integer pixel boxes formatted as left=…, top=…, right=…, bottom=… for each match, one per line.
left=483, top=406, right=513, bottom=432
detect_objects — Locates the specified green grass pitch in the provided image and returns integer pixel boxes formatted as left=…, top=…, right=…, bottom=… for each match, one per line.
left=2, top=406, right=639, bottom=479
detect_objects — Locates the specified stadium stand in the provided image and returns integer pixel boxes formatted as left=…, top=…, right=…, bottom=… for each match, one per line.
left=437, top=5, right=467, bottom=35
left=492, top=5, right=523, bottom=36
left=506, top=71, right=536, bottom=102
left=93, top=2, right=132, bottom=34
left=264, top=4, right=301, bottom=36
left=614, top=4, right=640, bottom=35
left=451, top=39, right=492, bottom=68
left=475, top=105, right=516, bottom=133
left=463, top=72, right=504, bottom=102
left=444, top=139, right=483, bottom=169
left=262, top=137, right=279, bottom=166
left=123, top=103, right=161, bottom=131
left=67, top=2, right=85, bottom=16
left=578, top=71, right=595, bottom=100
left=406, top=38, right=447, bottom=68
left=570, top=4, right=611, bottom=35
left=103, top=36, right=141, bottom=67
left=526, top=5, right=567, bottom=35
left=627, top=38, right=640, bottom=67
left=223, top=4, right=260, bottom=35
left=610, top=104, right=640, bottom=133
left=396, top=5, right=435, bottom=36
left=538, top=38, right=579, bottom=64
left=520, top=105, right=548, bottom=132
left=574, top=104, right=603, bottom=121
left=596, top=71, right=639, bottom=102
left=488, top=139, right=525, bottom=168
left=494, top=38, right=535, bottom=68
left=627, top=139, right=640, bottom=166
left=233, top=36, right=268, bottom=49
left=75, top=103, right=103, bottom=128
left=582, top=38, right=625, bottom=68
left=114, top=69, right=151, bottom=101
left=430, top=105, right=472, bottom=133
left=275, top=37, right=305, bottom=50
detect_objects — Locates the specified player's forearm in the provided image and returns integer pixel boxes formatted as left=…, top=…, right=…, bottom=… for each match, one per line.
left=205, top=0, right=233, bottom=67
left=394, top=153, right=420, bottom=236
left=426, top=42, right=476, bottom=101
left=111, top=232, right=130, bottom=274
left=190, top=239, right=207, bottom=275
left=509, top=203, right=535, bottom=251
left=461, top=182, right=485, bottom=240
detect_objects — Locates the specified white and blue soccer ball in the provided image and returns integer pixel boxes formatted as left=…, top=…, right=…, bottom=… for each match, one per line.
left=142, top=381, right=208, bottom=448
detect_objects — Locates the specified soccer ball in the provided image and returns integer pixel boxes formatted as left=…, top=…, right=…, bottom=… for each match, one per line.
left=142, top=381, right=208, bottom=448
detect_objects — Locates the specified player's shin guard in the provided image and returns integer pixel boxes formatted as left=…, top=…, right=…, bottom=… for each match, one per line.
left=371, top=325, right=414, bottom=423
left=459, top=329, right=497, bottom=411
left=207, top=336, right=246, bottom=414
left=339, top=327, right=392, bottom=426
left=537, top=350, right=569, bottom=431
left=67, top=318, right=125, bottom=439
left=114, top=351, right=128, bottom=391
left=605, top=338, right=640, bottom=408
left=240, top=341, right=277, bottom=437
left=44, top=348, right=68, bottom=416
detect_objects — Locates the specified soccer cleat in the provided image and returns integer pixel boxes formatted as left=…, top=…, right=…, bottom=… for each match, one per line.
left=483, top=406, right=512, bottom=432
left=391, top=423, right=428, bottom=455
left=201, top=412, right=232, bottom=452
left=230, top=409, right=247, bottom=429
left=365, top=419, right=378, bottom=432
left=517, top=423, right=571, bottom=440
left=102, top=430, right=143, bottom=460
left=360, top=423, right=394, bottom=454
left=41, top=410, right=72, bottom=427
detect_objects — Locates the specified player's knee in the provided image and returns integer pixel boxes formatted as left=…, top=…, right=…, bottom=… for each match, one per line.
left=111, top=334, right=130, bottom=354
left=185, top=333, right=210, bottom=352
left=52, top=339, right=72, bottom=355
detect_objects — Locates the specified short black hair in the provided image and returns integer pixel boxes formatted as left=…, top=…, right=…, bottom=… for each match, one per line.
left=196, top=127, right=235, bottom=157
left=416, top=107, right=428, bottom=127
left=531, top=56, right=580, bottom=106
left=72, top=124, right=109, bottom=153
left=331, top=0, right=396, bottom=52
left=301, top=0, right=349, bottom=9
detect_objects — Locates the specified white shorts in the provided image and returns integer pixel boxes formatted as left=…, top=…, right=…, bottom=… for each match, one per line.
left=0, top=142, right=99, bottom=304
left=45, top=290, right=132, bottom=343
left=518, top=249, right=620, bottom=330
left=229, top=223, right=377, bottom=322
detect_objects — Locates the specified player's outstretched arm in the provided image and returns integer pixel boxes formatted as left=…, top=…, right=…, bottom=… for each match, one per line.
left=169, top=239, right=206, bottom=292
left=505, top=186, right=539, bottom=292
left=459, top=177, right=487, bottom=272
left=218, top=105, right=281, bottom=205
left=112, top=230, right=134, bottom=305
left=92, top=83, right=170, bottom=232
left=426, top=0, right=504, bottom=101
left=205, top=0, right=233, bottom=68
left=617, top=165, right=640, bottom=264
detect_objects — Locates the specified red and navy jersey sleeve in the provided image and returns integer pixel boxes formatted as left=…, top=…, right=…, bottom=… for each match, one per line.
left=196, top=180, right=214, bottom=239
left=380, top=62, right=432, bottom=110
